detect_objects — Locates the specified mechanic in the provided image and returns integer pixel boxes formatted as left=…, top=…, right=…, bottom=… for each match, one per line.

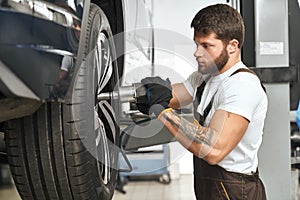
left=137, top=4, right=268, bottom=200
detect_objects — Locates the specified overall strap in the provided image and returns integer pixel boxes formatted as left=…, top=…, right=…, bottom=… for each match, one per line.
left=193, top=80, right=207, bottom=125
left=230, top=68, right=266, bottom=92
left=230, top=68, right=256, bottom=76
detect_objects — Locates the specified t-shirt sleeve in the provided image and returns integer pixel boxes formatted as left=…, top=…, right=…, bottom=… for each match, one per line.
left=183, top=71, right=204, bottom=97
left=60, top=56, right=73, bottom=72
left=217, top=76, right=263, bottom=122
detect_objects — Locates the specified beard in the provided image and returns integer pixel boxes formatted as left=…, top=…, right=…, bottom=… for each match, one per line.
left=198, top=47, right=229, bottom=75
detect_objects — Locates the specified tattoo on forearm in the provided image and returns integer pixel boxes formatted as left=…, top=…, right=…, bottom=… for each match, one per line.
left=161, top=109, right=215, bottom=146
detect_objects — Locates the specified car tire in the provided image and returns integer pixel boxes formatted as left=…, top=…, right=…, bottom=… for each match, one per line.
left=4, top=3, right=120, bottom=200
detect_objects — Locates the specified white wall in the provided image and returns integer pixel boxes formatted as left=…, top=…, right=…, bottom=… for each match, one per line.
left=152, top=0, right=229, bottom=38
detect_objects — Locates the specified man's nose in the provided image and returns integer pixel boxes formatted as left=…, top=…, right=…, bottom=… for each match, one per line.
left=194, top=46, right=204, bottom=57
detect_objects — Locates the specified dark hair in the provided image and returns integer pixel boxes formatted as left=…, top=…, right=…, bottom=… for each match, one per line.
left=191, top=4, right=245, bottom=48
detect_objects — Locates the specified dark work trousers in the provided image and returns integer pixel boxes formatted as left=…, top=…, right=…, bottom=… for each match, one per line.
left=193, top=157, right=267, bottom=200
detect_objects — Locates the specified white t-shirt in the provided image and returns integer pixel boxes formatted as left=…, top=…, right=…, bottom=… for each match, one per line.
left=183, top=62, right=268, bottom=174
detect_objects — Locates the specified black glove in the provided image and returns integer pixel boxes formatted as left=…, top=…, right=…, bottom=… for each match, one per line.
left=136, top=76, right=173, bottom=116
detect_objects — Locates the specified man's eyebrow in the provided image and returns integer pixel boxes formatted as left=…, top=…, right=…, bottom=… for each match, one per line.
left=195, top=41, right=215, bottom=46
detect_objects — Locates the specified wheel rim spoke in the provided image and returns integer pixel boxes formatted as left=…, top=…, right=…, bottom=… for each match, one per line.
left=94, top=32, right=117, bottom=186
left=96, top=33, right=113, bottom=94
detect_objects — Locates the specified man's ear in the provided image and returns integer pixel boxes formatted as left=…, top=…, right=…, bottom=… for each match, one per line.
left=227, top=39, right=239, bottom=54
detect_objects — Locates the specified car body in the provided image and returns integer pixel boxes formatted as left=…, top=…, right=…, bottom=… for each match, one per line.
left=0, top=0, right=153, bottom=199
left=0, top=0, right=152, bottom=112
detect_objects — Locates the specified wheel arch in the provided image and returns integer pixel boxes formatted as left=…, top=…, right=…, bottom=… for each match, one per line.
left=92, top=0, right=124, bottom=36
left=92, top=0, right=125, bottom=77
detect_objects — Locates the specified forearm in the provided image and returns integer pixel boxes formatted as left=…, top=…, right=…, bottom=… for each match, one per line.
left=168, top=83, right=193, bottom=109
left=158, top=108, right=219, bottom=158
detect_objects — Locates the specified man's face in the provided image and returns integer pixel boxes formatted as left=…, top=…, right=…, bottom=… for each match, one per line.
left=193, top=31, right=229, bottom=74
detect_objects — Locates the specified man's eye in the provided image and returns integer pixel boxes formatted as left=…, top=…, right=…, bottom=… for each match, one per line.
left=203, top=44, right=214, bottom=49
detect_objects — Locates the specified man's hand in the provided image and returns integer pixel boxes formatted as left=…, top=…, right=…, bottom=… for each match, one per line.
left=136, top=76, right=173, bottom=116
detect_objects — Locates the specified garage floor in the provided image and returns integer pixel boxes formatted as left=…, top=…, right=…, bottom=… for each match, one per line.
left=113, top=175, right=196, bottom=200
left=1, top=172, right=300, bottom=199
left=0, top=172, right=196, bottom=200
